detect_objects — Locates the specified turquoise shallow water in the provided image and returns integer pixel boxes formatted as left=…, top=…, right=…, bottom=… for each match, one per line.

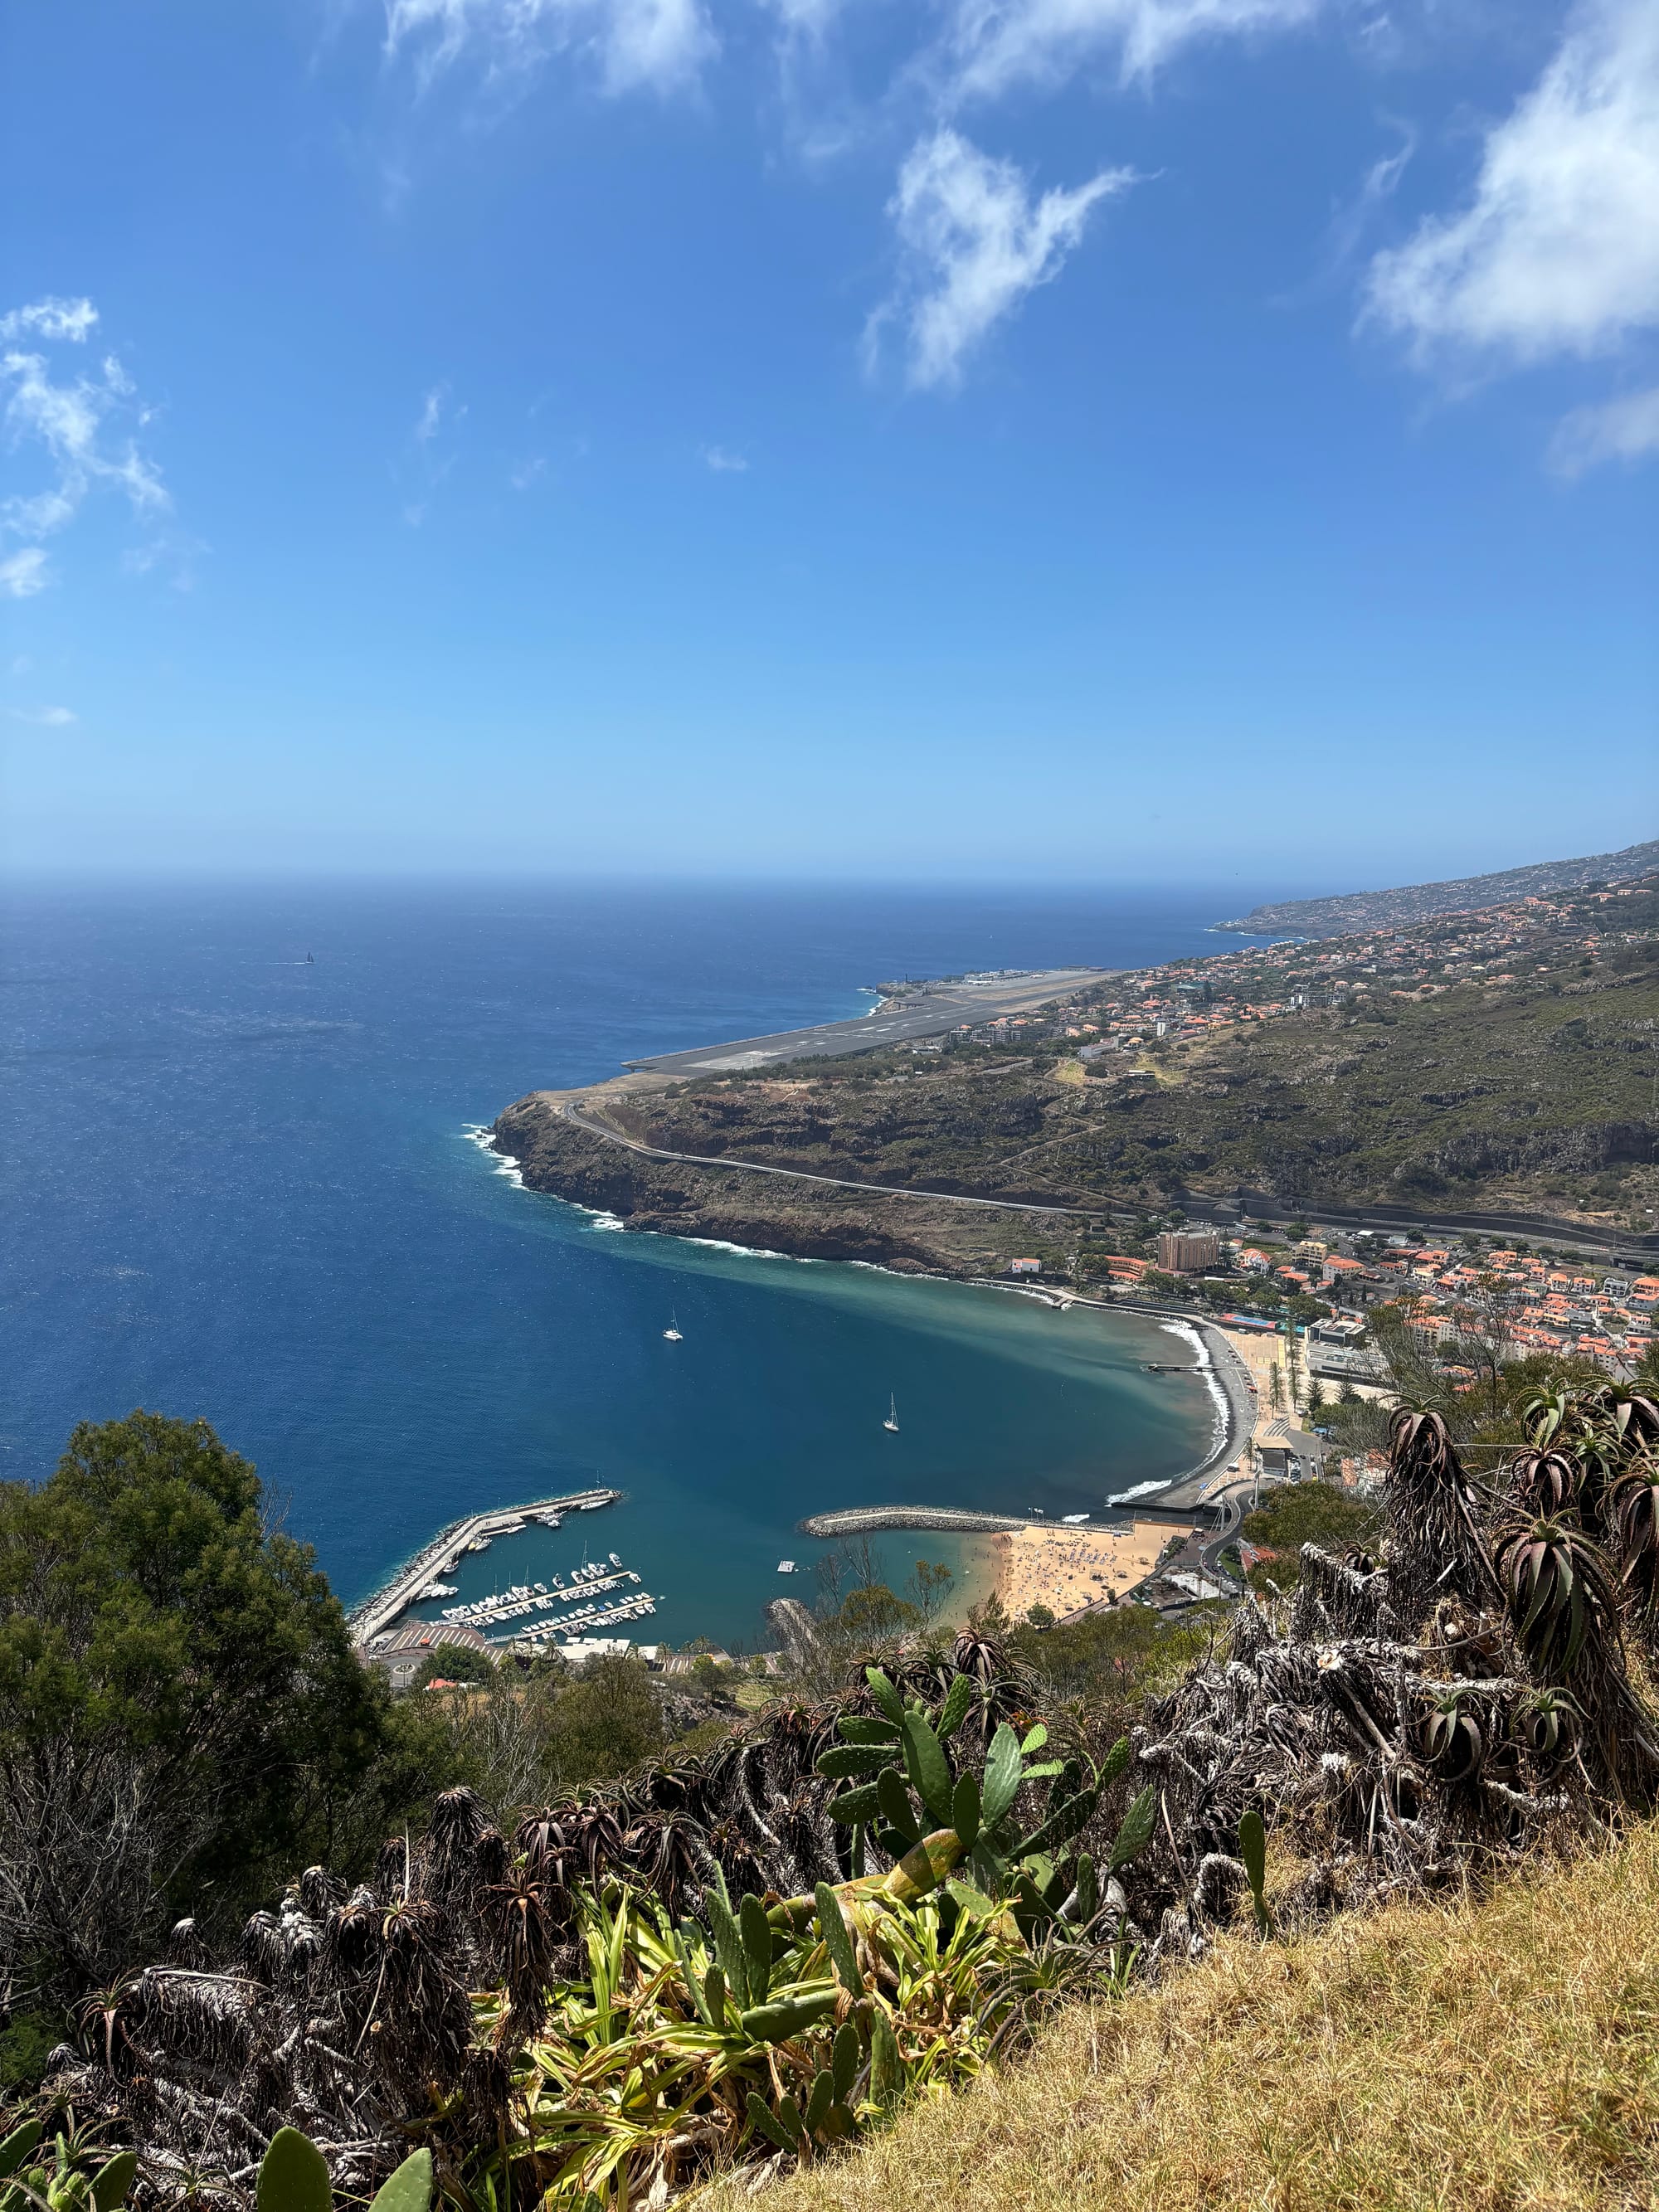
left=1, top=880, right=1269, bottom=1648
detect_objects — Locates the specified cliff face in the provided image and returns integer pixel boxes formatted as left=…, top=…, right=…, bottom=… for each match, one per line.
left=489, top=1096, right=1077, bottom=1276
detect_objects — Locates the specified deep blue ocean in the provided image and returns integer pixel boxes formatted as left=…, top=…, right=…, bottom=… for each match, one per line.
left=2, top=881, right=1286, bottom=1648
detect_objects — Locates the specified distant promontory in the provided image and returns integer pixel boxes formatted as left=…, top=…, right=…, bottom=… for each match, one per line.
left=1214, top=839, right=1659, bottom=938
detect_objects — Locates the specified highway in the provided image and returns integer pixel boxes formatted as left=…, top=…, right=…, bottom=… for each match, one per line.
left=622, top=967, right=1114, bottom=1075
left=556, top=1098, right=1102, bottom=1217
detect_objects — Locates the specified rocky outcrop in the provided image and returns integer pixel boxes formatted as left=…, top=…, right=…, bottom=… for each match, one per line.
left=489, top=1096, right=1019, bottom=1273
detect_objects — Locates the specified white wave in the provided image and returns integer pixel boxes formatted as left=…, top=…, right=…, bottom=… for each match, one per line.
left=684, top=1236, right=790, bottom=1260
left=1108, top=1479, right=1172, bottom=1505
left=1157, top=1317, right=1229, bottom=1455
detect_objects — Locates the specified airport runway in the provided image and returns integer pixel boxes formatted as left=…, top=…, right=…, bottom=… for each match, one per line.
left=623, top=967, right=1115, bottom=1075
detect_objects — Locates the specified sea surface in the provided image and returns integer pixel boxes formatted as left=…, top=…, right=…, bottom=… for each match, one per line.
left=2, top=880, right=1287, bottom=1648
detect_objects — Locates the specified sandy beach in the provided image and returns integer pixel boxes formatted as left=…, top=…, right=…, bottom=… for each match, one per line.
left=995, top=1518, right=1172, bottom=1621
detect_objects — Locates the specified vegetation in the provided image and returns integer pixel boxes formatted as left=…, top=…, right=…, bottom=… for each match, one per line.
left=706, top=1810, right=1659, bottom=2212
left=502, top=873, right=1659, bottom=1269
left=16, top=1368, right=1659, bottom=2209
left=0, top=1413, right=456, bottom=2016
left=1238, top=1480, right=1382, bottom=1595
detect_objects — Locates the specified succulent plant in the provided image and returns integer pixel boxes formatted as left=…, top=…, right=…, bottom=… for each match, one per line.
left=1417, top=1689, right=1486, bottom=1785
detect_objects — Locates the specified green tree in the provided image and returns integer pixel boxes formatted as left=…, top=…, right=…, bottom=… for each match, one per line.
left=0, top=1412, right=453, bottom=2010
left=1240, top=1480, right=1382, bottom=1596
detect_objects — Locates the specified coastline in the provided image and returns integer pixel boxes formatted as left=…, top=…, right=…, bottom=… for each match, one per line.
left=475, top=1107, right=1245, bottom=1644
left=991, top=1519, right=1171, bottom=1619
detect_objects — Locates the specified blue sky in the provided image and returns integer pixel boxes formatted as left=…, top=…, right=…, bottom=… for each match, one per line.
left=2, top=0, right=1655, bottom=884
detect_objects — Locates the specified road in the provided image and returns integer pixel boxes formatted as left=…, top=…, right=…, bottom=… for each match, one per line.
left=622, top=967, right=1115, bottom=1075
left=1180, top=1188, right=1659, bottom=1264
left=557, top=1099, right=1104, bottom=1218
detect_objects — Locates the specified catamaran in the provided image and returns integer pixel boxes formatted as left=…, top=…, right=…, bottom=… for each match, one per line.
left=663, top=1313, right=683, bottom=1342
left=883, top=1394, right=899, bottom=1433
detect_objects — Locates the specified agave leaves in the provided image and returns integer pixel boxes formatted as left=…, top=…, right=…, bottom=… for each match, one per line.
left=506, top=1877, right=1057, bottom=2207
left=1386, top=1407, right=1499, bottom=1618
left=1609, top=1451, right=1659, bottom=1624
left=1496, top=1514, right=1615, bottom=1680
left=1416, top=1689, right=1486, bottom=1786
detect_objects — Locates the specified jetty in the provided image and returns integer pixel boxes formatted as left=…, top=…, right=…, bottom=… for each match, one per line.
left=348, top=1488, right=622, bottom=1647
left=800, top=1505, right=1034, bottom=1538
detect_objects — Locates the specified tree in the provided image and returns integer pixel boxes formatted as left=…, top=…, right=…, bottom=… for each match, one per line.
left=1240, top=1480, right=1383, bottom=1597
left=904, top=1560, right=955, bottom=1622
left=411, top=1642, right=496, bottom=1689
left=0, top=1412, right=451, bottom=2011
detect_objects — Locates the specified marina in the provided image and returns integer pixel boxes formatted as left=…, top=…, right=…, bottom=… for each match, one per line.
left=348, top=1488, right=623, bottom=1648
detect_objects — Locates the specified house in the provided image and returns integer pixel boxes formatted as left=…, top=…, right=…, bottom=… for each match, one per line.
left=1009, top=1257, right=1043, bottom=1276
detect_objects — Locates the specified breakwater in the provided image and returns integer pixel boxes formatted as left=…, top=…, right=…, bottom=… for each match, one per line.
left=348, top=1488, right=622, bottom=1647
left=800, top=1505, right=1035, bottom=1537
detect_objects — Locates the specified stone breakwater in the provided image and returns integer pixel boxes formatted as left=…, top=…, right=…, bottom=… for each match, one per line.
left=800, top=1505, right=1036, bottom=1537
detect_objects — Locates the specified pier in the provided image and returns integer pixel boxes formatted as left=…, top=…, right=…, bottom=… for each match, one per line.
left=348, top=1489, right=623, bottom=1648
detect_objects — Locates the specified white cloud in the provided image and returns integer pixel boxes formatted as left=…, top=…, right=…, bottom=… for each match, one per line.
left=415, top=384, right=445, bottom=442
left=1550, top=384, right=1659, bottom=474
left=872, top=129, right=1135, bottom=390
left=0, top=549, right=50, bottom=597
left=7, top=703, right=76, bottom=726
left=941, top=0, right=1321, bottom=105
left=1365, top=0, right=1659, bottom=364
left=702, top=444, right=750, bottom=471
left=0, top=297, right=98, bottom=344
left=0, top=299, right=170, bottom=591
left=384, top=0, right=714, bottom=97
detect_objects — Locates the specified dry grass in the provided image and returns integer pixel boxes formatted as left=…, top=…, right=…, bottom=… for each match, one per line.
left=710, top=1820, right=1659, bottom=2211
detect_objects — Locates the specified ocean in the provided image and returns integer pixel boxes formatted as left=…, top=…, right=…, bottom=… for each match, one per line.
left=1, top=879, right=1284, bottom=1649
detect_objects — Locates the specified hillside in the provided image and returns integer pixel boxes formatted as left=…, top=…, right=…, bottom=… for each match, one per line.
left=1214, top=837, right=1659, bottom=936
left=711, top=1814, right=1659, bottom=2212
left=497, top=873, right=1659, bottom=1262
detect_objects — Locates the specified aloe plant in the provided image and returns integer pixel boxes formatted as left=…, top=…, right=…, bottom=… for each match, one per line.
left=1237, top=1811, right=1272, bottom=1937
left=818, top=1667, right=1147, bottom=1936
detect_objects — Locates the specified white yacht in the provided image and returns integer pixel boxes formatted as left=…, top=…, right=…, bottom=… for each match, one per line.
left=664, top=1312, right=683, bottom=1342
left=883, top=1394, right=899, bottom=1434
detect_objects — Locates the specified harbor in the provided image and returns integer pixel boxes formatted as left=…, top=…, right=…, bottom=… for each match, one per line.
left=435, top=1553, right=661, bottom=1648
left=347, top=1488, right=623, bottom=1647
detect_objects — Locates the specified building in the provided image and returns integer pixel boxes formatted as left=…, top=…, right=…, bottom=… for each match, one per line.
left=1156, top=1229, right=1222, bottom=1274
left=1009, top=1257, right=1043, bottom=1276
left=1256, top=1423, right=1331, bottom=1482
left=362, top=1620, right=494, bottom=1692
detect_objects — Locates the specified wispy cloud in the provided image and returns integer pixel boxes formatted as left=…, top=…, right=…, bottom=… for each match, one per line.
left=0, top=297, right=100, bottom=344
left=384, top=0, right=715, bottom=99
left=1550, top=384, right=1659, bottom=475
left=702, top=444, right=750, bottom=471
left=414, top=383, right=445, bottom=442
left=1364, top=0, right=1659, bottom=367
left=399, top=381, right=465, bottom=524
left=870, top=129, right=1136, bottom=390
left=1, top=294, right=175, bottom=591
left=7, top=702, right=76, bottom=726
left=939, top=0, right=1323, bottom=106
left=0, top=548, right=51, bottom=598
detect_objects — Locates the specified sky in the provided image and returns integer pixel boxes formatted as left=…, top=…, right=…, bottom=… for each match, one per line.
left=1, top=0, right=1655, bottom=886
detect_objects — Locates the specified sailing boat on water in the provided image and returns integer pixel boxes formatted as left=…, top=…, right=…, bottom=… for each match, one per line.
left=663, top=1313, right=683, bottom=1342
left=883, top=1393, right=899, bottom=1433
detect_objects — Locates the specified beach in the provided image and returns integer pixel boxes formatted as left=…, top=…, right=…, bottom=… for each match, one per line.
left=994, top=1518, right=1172, bottom=1621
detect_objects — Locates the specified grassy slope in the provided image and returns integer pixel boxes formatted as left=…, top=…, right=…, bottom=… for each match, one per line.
left=623, top=931, right=1659, bottom=1228
left=711, top=1820, right=1659, bottom=2211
